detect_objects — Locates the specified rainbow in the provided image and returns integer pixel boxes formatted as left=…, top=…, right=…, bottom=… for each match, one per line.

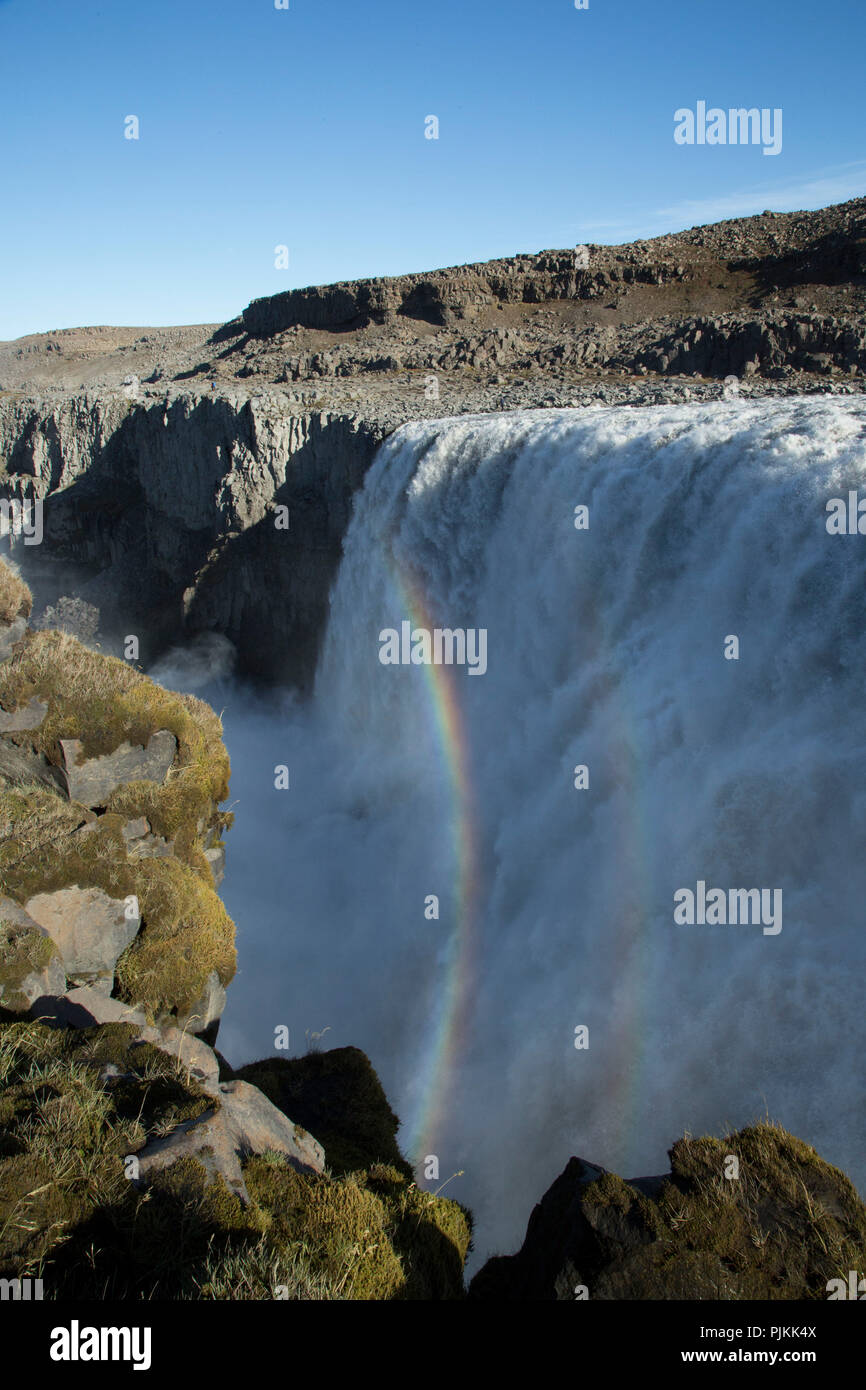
left=387, top=563, right=483, bottom=1175
left=566, top=596, right=654, bottom=1174
left=383, top=471, right=653, bottom=1186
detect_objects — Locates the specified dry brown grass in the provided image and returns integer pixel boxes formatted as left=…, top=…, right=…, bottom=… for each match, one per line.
left=0, top=558, right=31, bottom=625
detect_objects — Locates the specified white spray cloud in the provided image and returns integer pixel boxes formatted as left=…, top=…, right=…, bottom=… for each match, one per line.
left=149, top=632, right=236, bottom=692
left=204, top=397, right=866, bottom=1271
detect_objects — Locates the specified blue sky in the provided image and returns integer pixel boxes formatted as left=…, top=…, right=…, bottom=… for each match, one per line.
left=1, top=0, right=864, bottom=338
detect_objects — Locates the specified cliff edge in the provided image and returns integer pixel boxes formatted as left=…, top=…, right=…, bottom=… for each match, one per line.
left=0, top=558, right=471, bottom=1299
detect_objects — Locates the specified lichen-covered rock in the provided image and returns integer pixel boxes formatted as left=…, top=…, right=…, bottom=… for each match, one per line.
left=120, top=816, right=150, bottom=842
left=0, top=696, right=47, bottom=732
left=0, top=737, right=66, bottom=793
left=469, top=1124, right=866, bottom=1301
left=0, top=902, right=65, bottom=1013
left=120, top=816, right=175, bottom=860
left=135, top=1079, right=325, bottom=1203
left=23, top=884, right=140, bottom=989
left=204, top=844, right=225, bottom=886
left=59, top=730, right=177, bottom=808
left=34, top=984, right=221, bottom=1093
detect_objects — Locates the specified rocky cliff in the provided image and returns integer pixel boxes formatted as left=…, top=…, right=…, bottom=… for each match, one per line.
left=240, top=196, right=866, bottom=337
left=0, top=396, right=385, bottom=686
left=0, top=560, right=472, bottom=1298
left=1, top=197, right=864, bottom=686
left=470, top=1126, right=866, bottom=1301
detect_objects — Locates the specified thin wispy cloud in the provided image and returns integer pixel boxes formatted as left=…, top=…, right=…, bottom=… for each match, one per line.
left=572, top=166, right=866, bottom=248
left=653, top=164, right=866, bottom=229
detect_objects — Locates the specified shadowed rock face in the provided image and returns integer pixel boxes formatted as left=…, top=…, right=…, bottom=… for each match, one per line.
left=0, top=737, right=65, bottom=793
left=0, top=396, right=385, bottom=687
left=468, top=1126, right=866, bottom=1301
left=231, top=1047, right=413, bottom=1179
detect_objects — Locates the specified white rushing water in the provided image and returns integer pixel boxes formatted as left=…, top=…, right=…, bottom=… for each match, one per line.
left=214, top=396, right=866, bottom=1268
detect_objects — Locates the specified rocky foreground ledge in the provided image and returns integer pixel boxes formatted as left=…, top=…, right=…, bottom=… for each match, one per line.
left=470, top=1127, right=866, bottom=1301
left=1, top=558, right=864, bottom=1300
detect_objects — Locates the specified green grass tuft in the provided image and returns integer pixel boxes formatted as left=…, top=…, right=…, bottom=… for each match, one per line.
left=0, top=1021, right=472, bottom=1300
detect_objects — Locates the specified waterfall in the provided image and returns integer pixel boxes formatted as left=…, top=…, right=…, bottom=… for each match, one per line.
left=218, top=396, right=866, bottom=1265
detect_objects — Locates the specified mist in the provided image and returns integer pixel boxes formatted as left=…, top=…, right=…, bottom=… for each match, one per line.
left=150, top=397, right=865, bottom=1270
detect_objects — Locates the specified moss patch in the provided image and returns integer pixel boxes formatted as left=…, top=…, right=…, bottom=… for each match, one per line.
left=0, top=916, right=58, bottom=994
left=237, top=1155, right=471, bottom=1300
left=0, top=792, right=133, bottom=903
left=0, top=631, right=231, bottom=863
left=243, top=1159, right=405, bottom=1299
left=115, top=856, right=236, bottom=1020
left=0, top=625, right=236, bottom=1021
left=648, top=1123, right=866, bottom=1299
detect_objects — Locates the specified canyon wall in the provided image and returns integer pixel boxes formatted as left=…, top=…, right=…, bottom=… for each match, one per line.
left=0, top=393, right=386, bottom=685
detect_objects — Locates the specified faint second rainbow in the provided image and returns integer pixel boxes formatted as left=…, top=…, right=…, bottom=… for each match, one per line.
left=384, top=564, right=483, bottom=1174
